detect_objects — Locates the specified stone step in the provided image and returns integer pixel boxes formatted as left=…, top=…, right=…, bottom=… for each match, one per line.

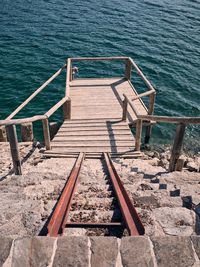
left=2, top=236, right=200, bottom=266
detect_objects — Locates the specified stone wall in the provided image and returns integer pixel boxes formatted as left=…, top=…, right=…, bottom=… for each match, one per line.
left=1, top=236, right=200, bottom=267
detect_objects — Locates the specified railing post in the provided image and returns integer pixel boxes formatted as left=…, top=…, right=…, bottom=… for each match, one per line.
left=145, top=92, right=156, bottom=144
left=21, top=122, right=33, bottom=142
left=169, top=123, right=186, bottom=172
left=125, top=59, right=132, bottom=80
left=66, top=58, right=71, bottom=96
left=63, top=98, right=71, bottom=120
left=122, top=97, right=128, bottom=121
left=0, top=126, right=7, bottom=142
left=42, top=118, right=51, bottom=150
left=135, top=119, right=142, bottom=151
left=6, top=124, right=22, bottom=175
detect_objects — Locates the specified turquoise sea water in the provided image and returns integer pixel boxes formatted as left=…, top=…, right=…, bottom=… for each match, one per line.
left=0, top=0, right=200, bottom=149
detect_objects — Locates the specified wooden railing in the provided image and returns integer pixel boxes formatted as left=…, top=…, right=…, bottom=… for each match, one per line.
left=3, top=95, right=70, bottom=174
left=120, top=57, right=199, bottom=171
left=1, top=56, right=199, bottom=174
left=0, top=63, right=72, bottom=174
left=122, top=92, right=200, bottom=172
left=1, top=57, right=134, bottom=174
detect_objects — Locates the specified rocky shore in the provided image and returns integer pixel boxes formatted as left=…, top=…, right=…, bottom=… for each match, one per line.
left=0, top=142, right=199, bottom=238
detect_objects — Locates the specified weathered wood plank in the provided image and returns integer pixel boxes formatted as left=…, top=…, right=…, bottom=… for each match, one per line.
left=0, top=126, right=7, bottom=141
left=53, top=135, right=133, bottom=141
left=135, top=119, right=142, bottom=151
left=145, top=92, right=156, bottom=144
left=6, top=125, right=22, bottom=175
left=63, top=118, right=122, bottom=123
left=63, top=98, right=71, bottom=120
left=49, top=147, right=135, bottom=153
left=42, top=118, right=51, bottom=150
left=59, top=125, right=130, bottom=131
left=51, top=141, right=134, bottom=147
left=55, top=131, right=133, bottom=137
left=57, top=129, right=132, bottom=134
left=21, top=123, right=33, bottom=142
left=43, top=152, right=142, bottom=159
left=70, top=77, right=122, bottom=86
left=62, top=122, right=128, bottom=127
left=50, top=77, right=150, bottom=153
left=169, top=123, right=186, bottom=172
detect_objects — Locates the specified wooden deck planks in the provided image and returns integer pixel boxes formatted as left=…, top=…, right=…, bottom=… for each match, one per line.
left=70, top=78, right=147, bottom=121
left=46, top=77, right=148, bottom=156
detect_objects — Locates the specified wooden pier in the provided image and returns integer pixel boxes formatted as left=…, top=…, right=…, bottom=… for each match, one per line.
left=46, top=77, right=148, bottom=157
left=1, top=56, right=200, bottom=173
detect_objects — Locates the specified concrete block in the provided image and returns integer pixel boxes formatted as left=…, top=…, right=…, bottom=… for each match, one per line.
left=90, top=237, right=118, bottom=267
left=191, top=236, right=200, bottom=260
left=12, top=237, right=32, bottom=267
left=12, top=237, right=56, bottom=267
left=29, top=237, right=56, bottom=267
left=52, top=237, right=89, bottom=267
left=151, top=236, right=196, bottom=267
left=120, top=237, right=155, bottom=267
left=0, top=237, right=13, bottom=266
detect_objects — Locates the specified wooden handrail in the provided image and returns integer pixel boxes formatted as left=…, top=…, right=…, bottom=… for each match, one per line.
left=0, top=96, right=69, bottom=127
left=138, top=115, right=200, bottom=124
left=0, top=115, right=47, bottom=126
left=128, top=57, right=156, bottom=92
left=132, top=89, right=155, bottom=101
left=6, top=65, right=66, bottom=120
left=45, top=96, right=69, bottom=118
left=71, top=57, right=129, bottom=62
left=122, top=95, right=200, bottom=125
left=123, top=94, right=140, bottom=118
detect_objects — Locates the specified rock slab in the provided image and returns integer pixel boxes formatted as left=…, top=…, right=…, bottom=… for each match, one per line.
left=90, top=237, right=118, bottom=267
left=52, top=236, right=90, bottom=267
left=0, top=236, right=200, bottom=266
left=120, top=237, right=155, bottom=267
left=151, top=236, right=196, bottom=267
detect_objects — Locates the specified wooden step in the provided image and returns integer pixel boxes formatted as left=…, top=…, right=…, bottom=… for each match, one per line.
left=49, top=147, right=134, bottom=153
left=53, top=136, right=134, bottom=141
left=59, top=125, right=130, bottom=131
left=51, top=141, right=134, bottom=147
left=63, top=118, right=123, bottom=124
left=62, top=122, right=128, bottom=127
left=57, top=128, right=131, bottom=133
left=43, top=152, right=143, bottom=159
left=55, top=132, right=133, bottom=137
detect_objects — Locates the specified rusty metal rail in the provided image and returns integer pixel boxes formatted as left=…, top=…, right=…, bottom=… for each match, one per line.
left=47, top=152, right=84, bottom=237
left=47, top=153, right=144, bottom=237
left=104, top=153, right=144, bottom=235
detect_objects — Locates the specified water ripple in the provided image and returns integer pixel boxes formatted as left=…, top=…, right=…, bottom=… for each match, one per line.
left=0, top=0, right=199, bottom=145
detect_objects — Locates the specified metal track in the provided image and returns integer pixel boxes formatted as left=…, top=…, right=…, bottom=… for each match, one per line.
left=47, top=152, right=85, bottom=237
left=47, top=153, right=144, bottom=237
left=104, top=152, right=144, bottom=235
